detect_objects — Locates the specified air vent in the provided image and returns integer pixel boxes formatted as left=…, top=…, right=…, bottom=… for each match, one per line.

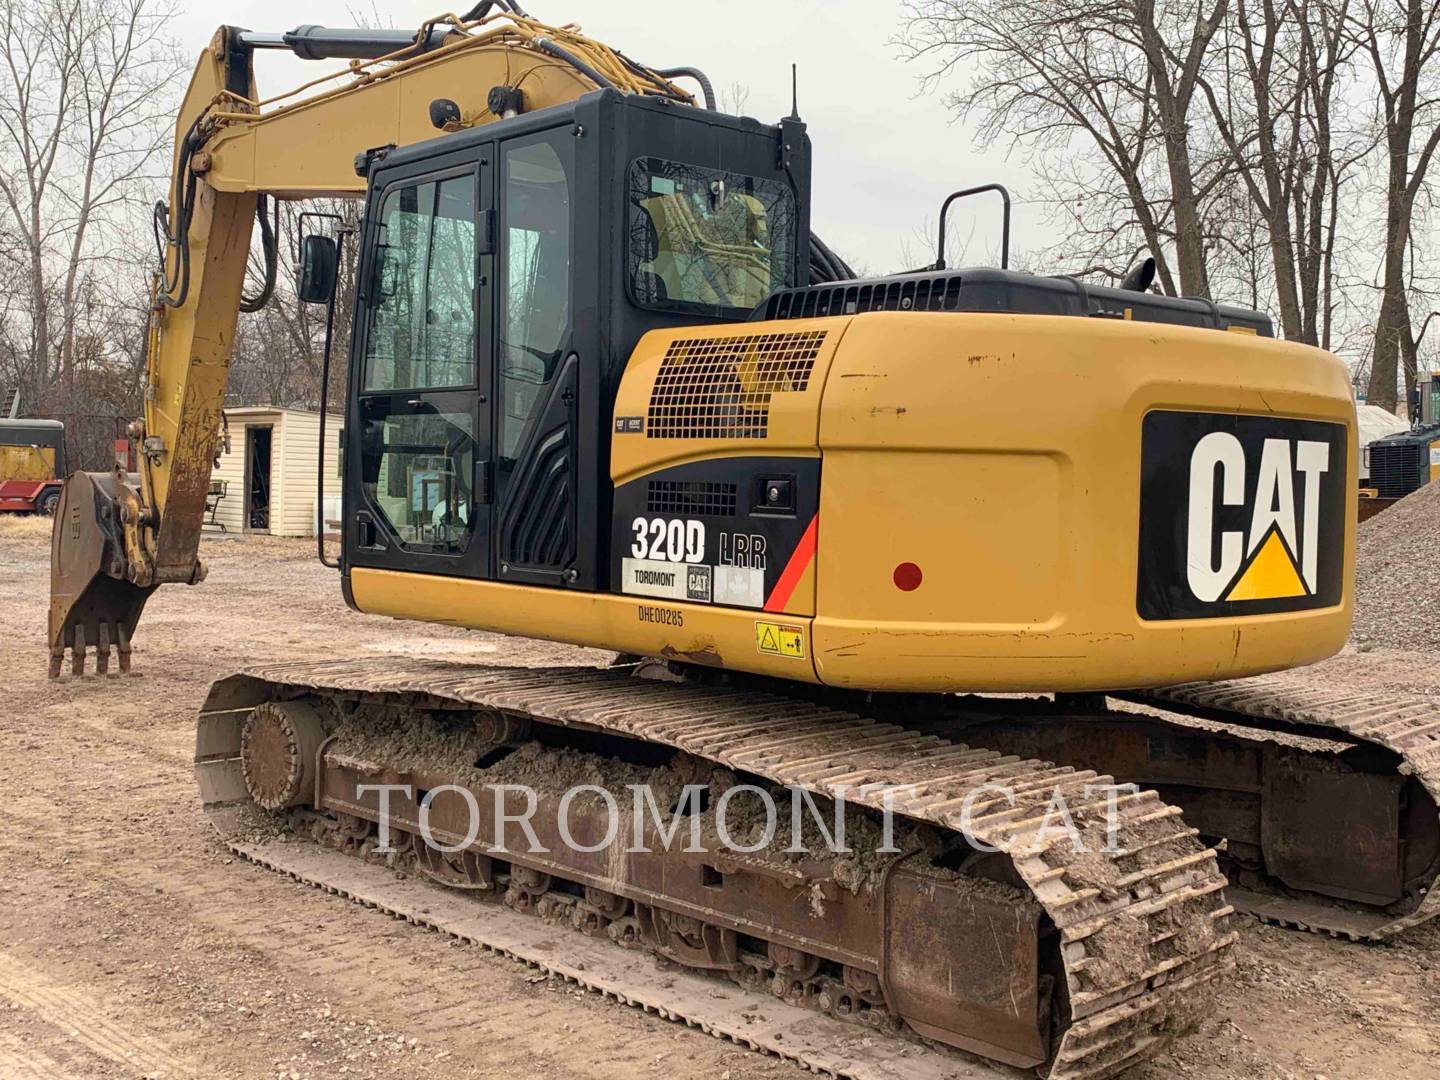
left=755, top=267, right=1274, bottom=336
left=762, top=275, right=967, bottom=320
left=647, top=480, right=738, bottom=517
left=646, top=331, right=826, bottom=440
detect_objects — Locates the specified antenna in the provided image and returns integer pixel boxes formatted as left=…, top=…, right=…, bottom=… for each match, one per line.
left=777, top=64, right=802, bottom=173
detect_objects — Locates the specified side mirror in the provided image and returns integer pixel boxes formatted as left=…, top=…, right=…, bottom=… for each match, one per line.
left=298, top=234, right=339, bottom=304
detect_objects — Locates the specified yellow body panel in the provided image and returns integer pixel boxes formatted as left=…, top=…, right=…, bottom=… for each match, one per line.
left=205, top=53, right=595, bottom=197
left=609, top=317, right=849, bottom=487
left=609, top=318, right=847, bottom=618
left=0, top=445, right=55, bottom=483
left=351, top=567, right=821, bottom=683
left=811, top=312, right=1356, bottom=691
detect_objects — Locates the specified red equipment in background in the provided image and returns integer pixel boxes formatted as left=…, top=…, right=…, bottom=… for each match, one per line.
left=0, top=418, right=66, bottom=515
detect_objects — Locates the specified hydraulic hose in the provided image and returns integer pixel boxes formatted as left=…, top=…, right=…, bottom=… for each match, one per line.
left=154, top=121, right=203, bottom=309
left=809, top=233, right=856, bottom=283
left=239, top=195, right=278, bottom=313
left=653, top=66, right=716, bottom=110
left=460, top=0, right=531, bottom=17
left=533, top=36, right=615, bottom=89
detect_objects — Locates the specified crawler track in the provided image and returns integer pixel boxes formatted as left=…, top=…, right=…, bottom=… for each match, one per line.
left=230, top=837, right=983, bottom=1080
left=1125, top=676, right=1440, bottom=940
left=883, top=673, right=1439, bottom=942
left=196, top=657, right=1235, bottom=1080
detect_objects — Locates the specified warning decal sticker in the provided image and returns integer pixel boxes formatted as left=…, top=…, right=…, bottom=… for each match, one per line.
left=755, top=621, right=805, bottom=659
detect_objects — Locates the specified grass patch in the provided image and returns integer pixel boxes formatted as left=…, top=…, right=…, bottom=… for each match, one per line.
left=0, top=513, right=53, bottom=540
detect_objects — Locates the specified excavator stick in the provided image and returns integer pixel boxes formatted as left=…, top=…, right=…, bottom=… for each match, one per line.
left=48, top=469, right=156, bottom=677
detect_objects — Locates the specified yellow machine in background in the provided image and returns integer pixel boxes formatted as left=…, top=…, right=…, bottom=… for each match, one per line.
left=1366, top=370, right=1440, bottom=500
left=46, top=7, right=1427, bottom=1079
left=1, top=443, right=55, bottom=482
left=0, top=417, right=66, bottom=515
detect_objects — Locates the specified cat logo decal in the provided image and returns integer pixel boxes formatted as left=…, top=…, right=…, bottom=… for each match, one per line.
left=1138, top=412, right=1347, bottom=620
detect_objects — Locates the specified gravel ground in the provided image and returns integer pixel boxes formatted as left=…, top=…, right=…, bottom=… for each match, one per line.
left=1353, top=479, right=1440, bottom=650
left=1, top=522, right=1438, bottom=1080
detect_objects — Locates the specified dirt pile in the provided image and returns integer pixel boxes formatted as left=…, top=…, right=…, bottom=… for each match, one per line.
left=1353, top=479, right=1440, bottom=650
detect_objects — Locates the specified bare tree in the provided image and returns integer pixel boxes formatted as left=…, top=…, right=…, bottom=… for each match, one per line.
left=899, top=0, right=1230, bottom=298
left=896, top=0, right=1440, bottom=384
left=0, top=0, right=180, bottom=438
left=718, top=80, right=750, bottom=116
left=1197, top=0, right=1368, bottom=344
left=230, top=199, right=361, bottom=410
left=1353, top=0, right=1440, bottom=411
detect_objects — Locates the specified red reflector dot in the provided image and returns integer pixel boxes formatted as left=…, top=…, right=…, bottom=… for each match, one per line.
left=893, top=562, right=923, bottom=591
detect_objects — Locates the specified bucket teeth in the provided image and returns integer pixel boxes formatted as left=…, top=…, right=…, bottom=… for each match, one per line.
left=48, top=620, right=131, bottom=678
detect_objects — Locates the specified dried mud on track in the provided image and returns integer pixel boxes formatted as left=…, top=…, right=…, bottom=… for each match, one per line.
left=1, top=530, right=1438, bottom=1080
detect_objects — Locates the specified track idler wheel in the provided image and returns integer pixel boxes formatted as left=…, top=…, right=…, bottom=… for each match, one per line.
left=239, top=701, right=327, bottom=810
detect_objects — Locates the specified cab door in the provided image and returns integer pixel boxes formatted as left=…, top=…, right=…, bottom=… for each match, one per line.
left=348, top=148, right=494, bottom=578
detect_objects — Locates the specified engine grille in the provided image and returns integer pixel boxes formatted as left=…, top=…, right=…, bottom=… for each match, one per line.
left=762, top=275, right=968, bottom=319
left=1368, top=435, right=1432, bottom=499
left=754, top=267, right=1274, bottom=335
left=646, top=330, right=826, bottom=440
left=646, top=480, right=738, bottom=517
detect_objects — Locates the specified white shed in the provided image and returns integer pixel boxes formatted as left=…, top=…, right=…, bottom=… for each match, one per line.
left=207, top=406, right=344, bottom=536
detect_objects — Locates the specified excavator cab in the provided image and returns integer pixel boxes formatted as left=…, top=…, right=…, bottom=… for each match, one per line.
left=49, top=79, right=810, bottom=675
left=329, top=92, right=809, bottom=596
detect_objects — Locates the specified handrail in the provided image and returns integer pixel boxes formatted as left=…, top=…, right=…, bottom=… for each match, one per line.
left=934, top=183, right=1011, bottom=271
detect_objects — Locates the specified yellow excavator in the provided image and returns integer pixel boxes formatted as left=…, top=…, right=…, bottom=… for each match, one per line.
left=45, top=6, right=1440, bottom=1078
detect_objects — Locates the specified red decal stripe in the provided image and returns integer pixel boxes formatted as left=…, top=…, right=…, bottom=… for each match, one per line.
left=763, top=515, right=818, bottom=613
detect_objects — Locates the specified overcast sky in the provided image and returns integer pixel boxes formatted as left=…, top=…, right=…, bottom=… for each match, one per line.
left=169, top=0, right=1034, bottom=275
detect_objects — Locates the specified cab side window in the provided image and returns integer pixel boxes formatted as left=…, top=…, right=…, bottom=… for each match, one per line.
left=363, top=175, right=477, bottom=392
left=358, top=171, right=478, bottom=554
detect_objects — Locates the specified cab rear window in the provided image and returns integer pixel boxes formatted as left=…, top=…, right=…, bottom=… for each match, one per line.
left=627, top=157, right=795, bottom=317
